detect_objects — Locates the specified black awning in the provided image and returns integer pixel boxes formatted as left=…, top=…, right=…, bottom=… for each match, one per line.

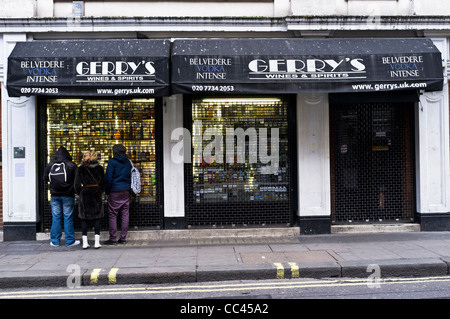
left=329, top=91, right=421, bottom=104
left=7, top=39, right=170, bottom=97
left=171, top=38, right=444, bottom=95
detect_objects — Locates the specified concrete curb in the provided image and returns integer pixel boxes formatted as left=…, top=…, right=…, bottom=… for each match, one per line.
left=2, top=257, right=449, bottom=289
left=338, top=258, right=449, bottom=278
left=82, top=267, right=198, bottom=286
left=197, top=264, right=276, bottom=282
left=0, top=270, right=72, bottom=289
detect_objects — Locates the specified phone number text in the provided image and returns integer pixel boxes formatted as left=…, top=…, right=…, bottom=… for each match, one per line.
left=192, top=85, right=235, bottom=92
left=20, top=87, right=59, bottom=94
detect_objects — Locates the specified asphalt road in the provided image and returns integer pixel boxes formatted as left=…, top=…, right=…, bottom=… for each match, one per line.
left=2, top=276, right=450, bottom=300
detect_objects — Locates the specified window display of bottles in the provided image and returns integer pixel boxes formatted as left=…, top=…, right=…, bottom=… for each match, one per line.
left=46, top=98, right=157, bottom=202
left=191, top=97, right=290, bottom=203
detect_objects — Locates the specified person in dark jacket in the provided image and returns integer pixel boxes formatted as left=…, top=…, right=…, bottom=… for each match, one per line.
left=104, top=144, right=132, bottom=245
left=43, top=146, right=79, bottom=247
left=74, top=150, right=105, bottom=249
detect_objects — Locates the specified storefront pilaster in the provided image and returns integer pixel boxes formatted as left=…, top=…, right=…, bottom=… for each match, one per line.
left=296, top=93, right=331, bottom=234
left=416, top=85, right=450, bottom=229
left=1, top=34, right=38, bottom=240
left=415, top=37, right=450, bottom=230
left=1, top=92, right=37, bottom=240
left=163, top=94, right=186, bottom=229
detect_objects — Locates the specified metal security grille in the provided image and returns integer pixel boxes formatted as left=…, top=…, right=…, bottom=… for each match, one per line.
left=184, top=96, right=295, bottom=227
left=330, top=102, right=415, bottom=223
left=38, top=98, right=163, bottom=232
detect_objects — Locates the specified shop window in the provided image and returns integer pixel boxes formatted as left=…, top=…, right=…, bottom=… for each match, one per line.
left=46, top=98, right=157, bottom=202
left=191, top=97, right=289, bottom=204
left=184, top=96, right=293, bottom=227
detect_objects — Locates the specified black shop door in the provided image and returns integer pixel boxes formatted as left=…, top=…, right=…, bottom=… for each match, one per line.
left=330, top=102, right=415, bottom=223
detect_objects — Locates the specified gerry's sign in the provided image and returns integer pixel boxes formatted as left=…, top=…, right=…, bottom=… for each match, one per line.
left=7, top=39, right=170, bottom=97
left=171, top=38, right=444, bottom=94
left=75, top=60, right=156, bottom=76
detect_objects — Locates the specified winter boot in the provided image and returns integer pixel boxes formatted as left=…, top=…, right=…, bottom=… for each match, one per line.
left=94, top=234, right=101, bottom=249
left=82, top=235, right=90, bottom=249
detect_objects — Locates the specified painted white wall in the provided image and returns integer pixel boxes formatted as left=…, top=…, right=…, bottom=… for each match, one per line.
left=416, top=87, right=450, bottom=213
left=2, top=0, right=450, bottom=18
left=163, top=95, right=185, bottom=218
left=347, top=0, right=414, bottom=16
left=415, top=37, right=450, bottom=214
left=54, top=1, right=275, bottom=18
left=290, top=0, right=449, bottom=16
left=36, top=0, right=54, bottom=17
left=296, top=94, right=331, bottom=217
left=0, top=0, right=35, bottom=17
left=413, top=0, right=450, bottom=15
left=291, top=0, right=347, bottom=16
left=1, top=33, right=38, bottom=224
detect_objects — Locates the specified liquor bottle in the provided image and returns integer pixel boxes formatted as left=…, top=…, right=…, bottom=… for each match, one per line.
left=109, top=123, right=114, bottom=139
left=118, top=105, right=124, bottom=119
left=150, top=147, right=155, bottom=162
left=139, top=123, right=144, bottom=140
left=142, top=125, right=148, bottom=139
left=132, top=122, right=137, bottom=140
left=145, top=147, right=151, bottom=162
left=141, top=168, right=147, bottom=186
left=139, top=167, right=144, bottom=186
left=139, top=147, right=146, bottom=162
left=108, top=105, right=113, bottom=119
left=124, top=103, right=129, bottom=120
left=132, top=146, right=137, bottom=162
left=150, top=107, right=155, bottom=119
left=129, top=122, right=134, bottom=140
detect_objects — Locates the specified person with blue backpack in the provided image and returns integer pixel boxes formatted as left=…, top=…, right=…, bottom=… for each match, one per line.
left=104, top=144, right=132, bottom=245
left=43, top=146, right=79, bottom=247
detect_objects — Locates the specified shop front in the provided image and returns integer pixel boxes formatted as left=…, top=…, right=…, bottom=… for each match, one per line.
left=171, top=38, right=444, bottom=233
left=182, top=95, right=296, bottom=227
left=329, top=92, right=418, bottom=224
left=3, top=37, right=446, bottom=239
left=5, top=39, right=170, bottom=238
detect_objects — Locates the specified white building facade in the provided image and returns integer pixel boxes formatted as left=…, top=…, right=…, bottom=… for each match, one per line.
left=0, top=0, right=449, bottom=240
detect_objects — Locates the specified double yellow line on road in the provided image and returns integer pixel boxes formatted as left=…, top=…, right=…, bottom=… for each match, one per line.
left=2, top=276, right=450, bottom=299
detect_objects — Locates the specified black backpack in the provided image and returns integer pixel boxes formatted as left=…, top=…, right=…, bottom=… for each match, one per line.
left=48, top=162, right=68, bottom=191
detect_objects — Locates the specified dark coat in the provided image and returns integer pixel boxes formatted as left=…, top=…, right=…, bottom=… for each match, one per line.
left=74, top=161, right=106, bottom=220
left=105, top=145, right=132, bottom=195
left=43, top=146, right=78, bottom=197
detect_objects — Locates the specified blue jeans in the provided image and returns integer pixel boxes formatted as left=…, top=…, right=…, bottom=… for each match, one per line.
left=50, top=196, right=75, bottom=246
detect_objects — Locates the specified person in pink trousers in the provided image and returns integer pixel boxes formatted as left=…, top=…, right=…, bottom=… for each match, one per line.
left=104, top=144, right=132, bottom=245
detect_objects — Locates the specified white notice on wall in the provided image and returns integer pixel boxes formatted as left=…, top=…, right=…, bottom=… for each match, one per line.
left=15, top=162, right=25, bottom=178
